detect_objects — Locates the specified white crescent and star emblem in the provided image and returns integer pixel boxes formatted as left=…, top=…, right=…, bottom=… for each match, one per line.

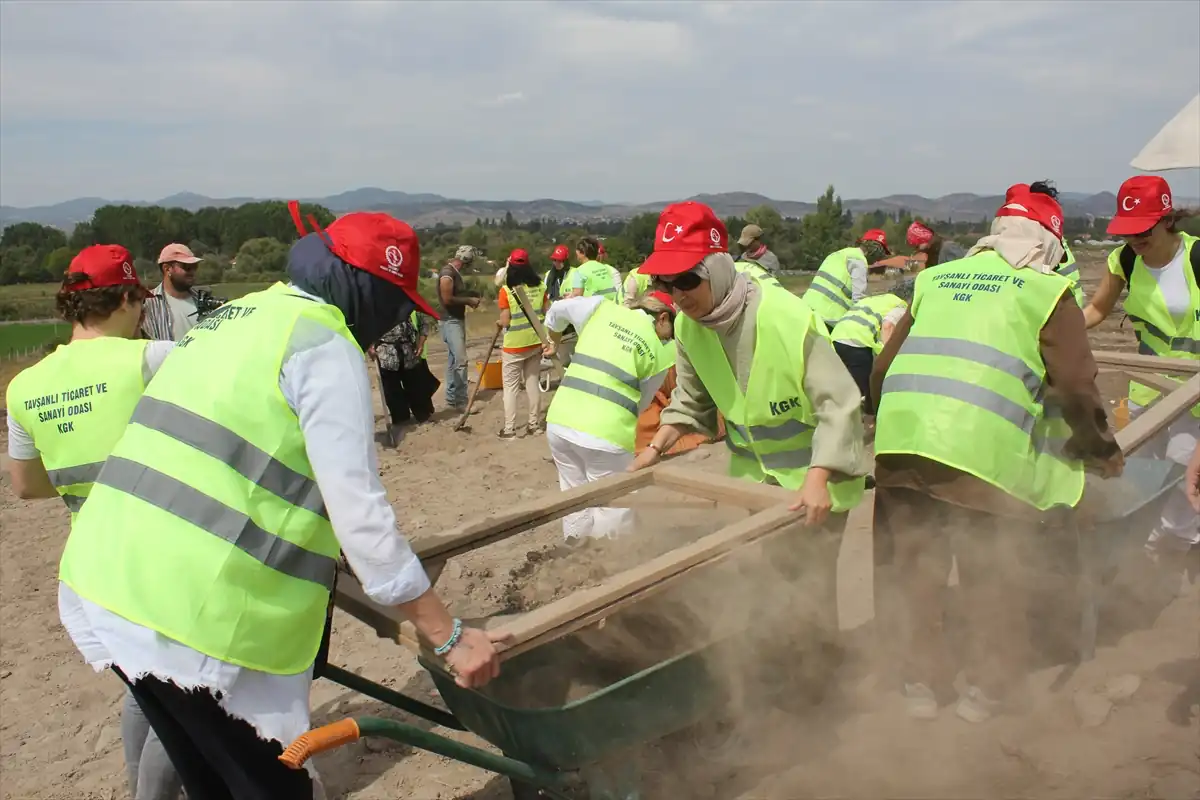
left=709, top=228, right=722, bottom=247
left=1161, top=193, right=1172, bottom=211
left=1121, top=195, right=1141, bottom=212
left=661, top=223, right=684, bottom=244
left=1050, top=215, right=1062, bottom=234
left=384, top=245, right=404, bottom=272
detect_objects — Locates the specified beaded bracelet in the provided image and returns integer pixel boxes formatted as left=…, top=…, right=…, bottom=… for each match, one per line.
left=434, top=618, right=464, bottom=656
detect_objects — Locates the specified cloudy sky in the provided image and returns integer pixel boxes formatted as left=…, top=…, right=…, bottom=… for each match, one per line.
left=1, top=0, right=1198, bottom=208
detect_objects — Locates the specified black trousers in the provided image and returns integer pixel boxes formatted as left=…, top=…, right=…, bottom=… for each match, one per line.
left=833, top=341, right=876, bottom=414
left=114, top=668, right=314, bottom=800
left=379, top=359, right=439, bottom=424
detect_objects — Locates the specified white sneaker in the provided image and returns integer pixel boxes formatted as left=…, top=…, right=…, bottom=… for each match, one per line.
left=903, top=683, right=939, bottom=720
left=955, top=685, right=1000, bottom=723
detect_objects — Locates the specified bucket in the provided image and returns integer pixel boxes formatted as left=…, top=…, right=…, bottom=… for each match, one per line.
left=477, top=359, right=503, bottom=390
left=1114, top=397, right=1130, bottom=431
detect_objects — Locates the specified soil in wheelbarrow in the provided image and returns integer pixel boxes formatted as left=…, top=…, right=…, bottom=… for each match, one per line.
left=487, top=501, right=829, bottom=710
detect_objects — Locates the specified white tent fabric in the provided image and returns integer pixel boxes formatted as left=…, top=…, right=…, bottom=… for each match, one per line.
left=1131, top=94, right=1200, bottom=171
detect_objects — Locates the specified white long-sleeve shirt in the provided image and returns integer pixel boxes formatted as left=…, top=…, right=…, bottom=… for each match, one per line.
left=544, top=296, right=669, bottom=454
left=847, top=257, right=869, bottom=303
left=54, top=285, right=430, bottom=765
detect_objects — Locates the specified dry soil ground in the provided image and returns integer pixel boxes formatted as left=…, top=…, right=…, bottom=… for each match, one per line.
left=1, top=256, right=1197, bottom=799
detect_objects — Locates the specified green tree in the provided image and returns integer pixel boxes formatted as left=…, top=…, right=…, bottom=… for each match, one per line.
left=43, top=246, right=74, bottom=281
left=233, top=237, right=289, bottom=274
left=744, top=205, right=784, bottom=240
left=795, top=185, right=851, bottom=270
left=68, top=221, right=98, bottom=251
left=1, top=222, right=68, bottom=267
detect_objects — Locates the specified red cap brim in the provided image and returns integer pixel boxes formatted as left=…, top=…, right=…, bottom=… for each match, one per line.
left=404, top=287, right=440, bottom=320
left=638, top=249, right=706, bottom=276
left=1106, top=215, right=1162, bottom=236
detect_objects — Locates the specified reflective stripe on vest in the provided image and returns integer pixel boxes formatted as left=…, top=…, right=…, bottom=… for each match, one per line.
left=677, top=287, right=865, bottom=513
left=1113, top=234, right=1200, bottom=414
left=5, top=336, right=150, bottom=516
left=803, top=247, right=860, bottom=324
left=545, top=302, right=664, bottom=450
left=502, top=284, right=548, bottom=350
left=735, top=260, right=783, bottom=289
left=830, top=293, right=906, bottom=354
left=578, top=260, right=619, bottom=301
left=59, top=283, right=345, bottom=675
left=874, top=251, right=1083, bottom=510
left=1056, top=244, right=1084, bottom=307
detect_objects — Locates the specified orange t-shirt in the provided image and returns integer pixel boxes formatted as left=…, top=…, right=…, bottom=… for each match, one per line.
left=498, top=288, right=542, bottom=355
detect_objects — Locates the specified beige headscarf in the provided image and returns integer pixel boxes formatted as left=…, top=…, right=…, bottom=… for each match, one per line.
left=966, top=213, right=1064, bottom=273
left=693, top=253, right=752, bottom=335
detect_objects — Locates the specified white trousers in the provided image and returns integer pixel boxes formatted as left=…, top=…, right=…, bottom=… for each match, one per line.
left=547, top=429, right=635, bottom=540
left=1130, top=402, right=1200, bottom=552
left=501, top=349, right=542, bottom=432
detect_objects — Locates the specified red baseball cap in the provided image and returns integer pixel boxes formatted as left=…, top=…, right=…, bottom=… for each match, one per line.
left=995, top=188, right=1065, bottom=241
left=860, top=228, right=890, bottom=254
left=551, top=244, right=569, bottom=262
left=1004, top=183, right=1030, bottom=204
left=598, top=243, right=608, bottom=260
left=63, top=245, right=141, bottom=292
left=1106, top=176, right=1174, bottom=236
left=288, top=201, right=438, bottom=319
left=509, top=248, right=530, bottom=266
left=906, top=222, right=934, bottom=247
left=638, top=201, right=728, bottom=276
left=647, top=290, right=677, bottom=312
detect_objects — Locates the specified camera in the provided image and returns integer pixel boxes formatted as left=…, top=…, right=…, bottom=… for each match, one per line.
left=192, top=287, right=228, bottom=321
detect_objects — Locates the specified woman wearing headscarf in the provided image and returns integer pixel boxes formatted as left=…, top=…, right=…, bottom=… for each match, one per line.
left=633, top=201, right=868, bottom=696
left=871, top=188, right=1120, bottom=724
left=905, top=220, right=967, bottom=272
left=542, top=291, right=677, bottom=540
left=1082, top=176, right=1199, bottom=575
left=496, top=248, right=549, bottom=439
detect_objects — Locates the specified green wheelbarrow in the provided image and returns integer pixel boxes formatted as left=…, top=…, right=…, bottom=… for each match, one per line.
left=284, top=635, right=742, bottom=799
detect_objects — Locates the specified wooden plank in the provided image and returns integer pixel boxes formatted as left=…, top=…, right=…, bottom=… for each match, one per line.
left=1116, top=373, right=1200, bottom=454
left=412, top=469, right=654, bottom=562
left=652, top=465, right=797, bottom=510
left=334, top=578, right=403, bottom=643
left=1091, top=351, right=1200, bottom=376
left=1099, top=368, right=1181, bottom=395
left=489, top=503, right=800, bottom=654
left=510, top=285, right=556, bottom=357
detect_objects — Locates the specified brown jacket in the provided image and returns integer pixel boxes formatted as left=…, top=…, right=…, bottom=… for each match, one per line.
left=870, top=294, right=1119, bottom=519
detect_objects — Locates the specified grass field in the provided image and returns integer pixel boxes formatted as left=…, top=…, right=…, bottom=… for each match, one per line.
left=0, top=322, right=69, bottom=359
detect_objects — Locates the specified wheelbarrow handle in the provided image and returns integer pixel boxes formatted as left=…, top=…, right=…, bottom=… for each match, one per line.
left=279, top=718, right=361, bottom=769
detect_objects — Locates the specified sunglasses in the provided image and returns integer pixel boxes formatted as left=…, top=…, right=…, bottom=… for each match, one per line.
left=1122, top=221, right=1160, bottom=241
left=653, top=270, right=704, bottom=293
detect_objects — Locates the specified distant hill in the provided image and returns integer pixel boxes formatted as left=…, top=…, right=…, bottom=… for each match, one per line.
left=2, top=186, right=1172, bottom=231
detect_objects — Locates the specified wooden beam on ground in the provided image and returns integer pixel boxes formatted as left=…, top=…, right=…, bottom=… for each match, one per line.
left=1099, top=368, right=1181, bottom=395
left=1116, top=373, right=1200, bottom=454
left=488, top=503, right=800, bottom=659
left=1091, top=351, right=1200, bottom=376
left=412, top=469, right=654, bottom=562
left=652, top=465, right=797, bottom=510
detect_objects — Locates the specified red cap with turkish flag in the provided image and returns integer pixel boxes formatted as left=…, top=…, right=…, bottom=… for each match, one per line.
left=287, top=201, right=438, bottom=319
left=859, top=228, right=890, bottom=254
left=906, top=222, right=935, bottom=248
left=995, top=188, right=1065, bottom=241
left=1106, top=176, right=1174, bottom=236
left=509, top=248, right=530, bottom=266
left=63, top=245, right=142, bottom=292
left=551, top=244, right=569, bottom=262
left=638, top=201, right=728, bottom=276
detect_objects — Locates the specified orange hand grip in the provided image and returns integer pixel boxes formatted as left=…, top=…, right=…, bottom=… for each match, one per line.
left=278, top=718, right=361, bottom=769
